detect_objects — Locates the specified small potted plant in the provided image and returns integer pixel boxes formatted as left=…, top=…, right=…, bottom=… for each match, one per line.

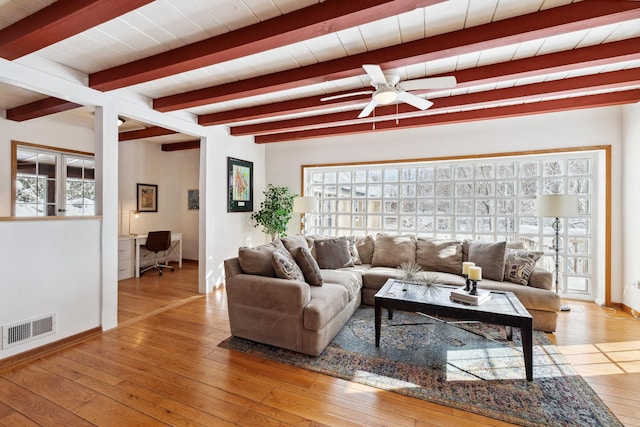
left=251, top=185, right=297, bottom=240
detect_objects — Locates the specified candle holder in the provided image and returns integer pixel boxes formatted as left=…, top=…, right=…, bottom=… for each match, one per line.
left=470, top=279, right=481, bottom=295
left=463, top=274, right=471, bottom=291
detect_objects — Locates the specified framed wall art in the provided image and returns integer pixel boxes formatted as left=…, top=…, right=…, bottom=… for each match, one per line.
left=227, top=157, right=253, bottom=212
left=188, top=189, right=199, bottom=210
left=137, top=183, right=158, bottom=212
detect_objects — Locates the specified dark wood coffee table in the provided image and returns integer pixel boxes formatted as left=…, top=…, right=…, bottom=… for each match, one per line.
left=374, top=279, right=534, bottom=381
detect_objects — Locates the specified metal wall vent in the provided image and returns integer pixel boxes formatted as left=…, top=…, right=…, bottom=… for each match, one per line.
left=2, top=314, right=56, bottom=349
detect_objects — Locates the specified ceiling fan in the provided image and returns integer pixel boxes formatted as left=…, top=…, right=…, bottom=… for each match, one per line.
left=321, top=64, right=457, bottom=118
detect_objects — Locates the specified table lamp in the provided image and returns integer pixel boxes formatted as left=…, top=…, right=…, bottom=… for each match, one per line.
left=128, top=210, right=139, bottom=236
left=536, top=194, right=579, bottom=311
left=293, top=196, right=316, bottom=236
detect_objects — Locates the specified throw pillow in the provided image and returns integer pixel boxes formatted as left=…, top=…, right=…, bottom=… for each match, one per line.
left=504, top=250, right=543, bottom=285
left=355, top=235, right=375, bottom=264
left=467, top=241, right=507, bottom=281
left=346, top=236, right=362, bottom=265
left=314, top=237, right=354, bottom=269
left=271, top=242, right=305, bottom=281
left=416, top=238, right=462, bottom=275
left=281, top=234, right=310, bottom=256
left=295, top=246, right=323, bottom=286
left=238, top=240, right=280, bottom=277
left=371, top=233, right=416, bottom=268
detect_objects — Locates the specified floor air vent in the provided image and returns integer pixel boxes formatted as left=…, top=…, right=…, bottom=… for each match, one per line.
left=2, top=314, right=56, bottom=349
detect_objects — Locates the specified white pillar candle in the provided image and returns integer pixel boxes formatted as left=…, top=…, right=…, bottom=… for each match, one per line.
left=468, top=266, right=482, bottom=280
left=462, top=261, right=475, bottom=275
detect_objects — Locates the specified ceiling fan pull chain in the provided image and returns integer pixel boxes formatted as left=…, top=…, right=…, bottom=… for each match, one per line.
left=396, top=102, right=399, bottom=125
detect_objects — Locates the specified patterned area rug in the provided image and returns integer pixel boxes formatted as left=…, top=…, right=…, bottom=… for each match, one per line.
left=219, top=307, right=622, bottom=427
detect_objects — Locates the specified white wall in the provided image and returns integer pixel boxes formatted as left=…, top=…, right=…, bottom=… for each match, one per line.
left=118, top=141, right=200, bottom=260
left=201, top=128, right=266, bottom=292
left=622, top=103, right=640, bottom=313
left=0, top=219, right=101, bottom=359
left=265, top=107, right=625, bottom=304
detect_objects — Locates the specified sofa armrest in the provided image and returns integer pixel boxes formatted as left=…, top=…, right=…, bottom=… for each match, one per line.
left=528, top=267, right=553, bottom=290
left=226, top=273, right=311, bottom=313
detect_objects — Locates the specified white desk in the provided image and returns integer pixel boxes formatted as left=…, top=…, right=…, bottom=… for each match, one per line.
left=118, top=233, right=182, bottom=279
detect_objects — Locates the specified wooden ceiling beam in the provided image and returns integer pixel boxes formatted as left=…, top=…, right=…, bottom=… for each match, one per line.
left=0, top=0, right=153, bottom=60
left=232, top=68, right=640, bottom=136
left=118, top=126, right=178, bottom=142
left=155, top=0, right=640, bottom=112
left=6, top=97, right=82, bottom=122
left=161, top=141, right=201, bottom=152
left=254, top=89, right=640, bottom=143
left=90, top=0, right=445, bottom=91
left=200, top=37, right=640, bottom=126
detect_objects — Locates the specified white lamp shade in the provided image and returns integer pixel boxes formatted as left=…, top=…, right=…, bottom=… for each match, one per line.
left=536, top=194, right=579, bottom=218
left=293, top=196, right=316, bottom=213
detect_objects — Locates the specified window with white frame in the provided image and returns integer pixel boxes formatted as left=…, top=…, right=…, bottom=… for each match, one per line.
left=12, top=142, right=95, bottom=217
left=302, top=150, right=601, bottom=299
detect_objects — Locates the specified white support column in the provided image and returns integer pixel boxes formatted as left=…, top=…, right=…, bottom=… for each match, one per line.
left=199, top=135, right=214, bottom=294
left=95, top=107, right=119, bottom=330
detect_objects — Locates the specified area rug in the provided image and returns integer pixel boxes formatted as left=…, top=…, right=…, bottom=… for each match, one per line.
left=219, top=307, right=622, bottom=427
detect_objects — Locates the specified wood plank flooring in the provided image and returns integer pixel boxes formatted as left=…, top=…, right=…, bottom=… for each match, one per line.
left=1, top=261, right=639, bottom=426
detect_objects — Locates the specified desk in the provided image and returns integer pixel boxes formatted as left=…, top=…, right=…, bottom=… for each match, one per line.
left=135, top=232, right=182, bottom=277
left=118, top=233, right=182, bottom=279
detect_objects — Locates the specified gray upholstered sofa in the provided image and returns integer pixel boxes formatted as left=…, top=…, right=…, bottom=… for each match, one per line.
left=224, top=233, right=560, bottom=356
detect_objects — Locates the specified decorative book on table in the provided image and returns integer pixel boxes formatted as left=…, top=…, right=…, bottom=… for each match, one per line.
left=450, top=287, right=491, bottom=305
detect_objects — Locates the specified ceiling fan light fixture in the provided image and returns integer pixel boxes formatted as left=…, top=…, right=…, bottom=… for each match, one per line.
left=372, top=86, right=398, bottom=105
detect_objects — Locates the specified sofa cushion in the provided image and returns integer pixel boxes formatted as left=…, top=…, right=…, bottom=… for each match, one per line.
left=355, top=235, right=375, bottom=264
left=272, top=242, right=305, bottom=282
left=320, top=269, right=362, bottom=301
left=372, top=233, right=416, bottom=268
left=303, top=284, right=349, bottom=331
left=346, top=236, right=362, bottom=265
left=281, top=234, right=309, bottom=256
left=466, top=241, right=507, bottom=281
left=295, top=246, right=323, bottom=286
left=528, top=267, right=554, bottom=290
left=314, top=237, right=354, bottom=269
left=504, top=250, right=543, bottom=285
left=238, top=240, right=280, bottom=277
left=416, top=238, right=462, bottom=275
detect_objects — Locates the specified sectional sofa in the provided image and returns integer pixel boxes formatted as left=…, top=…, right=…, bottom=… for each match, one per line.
left=223, top=233, right=560, bottom=356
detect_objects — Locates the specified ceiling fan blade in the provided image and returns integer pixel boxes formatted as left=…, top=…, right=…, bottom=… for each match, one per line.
left=400, top=76, right=457, bottom=91
left=358, top=99, right=378, bottom=118
left=320, top=90, right=373, bottom=102
left=397, top=91, right=433, bottom=110
left=362, top=64, right=388, bottom=86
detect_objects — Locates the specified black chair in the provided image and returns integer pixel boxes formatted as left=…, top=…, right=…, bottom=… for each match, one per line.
left=140, top=231, right=175, bottom=276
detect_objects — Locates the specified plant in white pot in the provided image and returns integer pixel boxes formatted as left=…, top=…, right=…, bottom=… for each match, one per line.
left=251, top=185, right=297, bottom=240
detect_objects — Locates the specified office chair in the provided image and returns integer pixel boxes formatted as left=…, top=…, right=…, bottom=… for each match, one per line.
left=140, top=231, right=175, bottom=276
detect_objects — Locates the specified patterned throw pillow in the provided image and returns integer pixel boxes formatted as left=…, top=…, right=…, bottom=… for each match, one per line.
left=271, top=242, right=305, bottom=281
left=504, top=250, right=543, bottom=285
left=346, top=236, right=362, bottom=265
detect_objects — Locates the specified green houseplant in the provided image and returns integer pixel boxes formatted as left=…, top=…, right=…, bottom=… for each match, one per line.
left=251, top=185, right=297, bottom=239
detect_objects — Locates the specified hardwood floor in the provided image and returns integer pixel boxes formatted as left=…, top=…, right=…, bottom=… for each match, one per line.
left=1, top=262, right=639, bottom=426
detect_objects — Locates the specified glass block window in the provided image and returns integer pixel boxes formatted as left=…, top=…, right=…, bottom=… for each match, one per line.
left=303, top=151, right=600, bottom=298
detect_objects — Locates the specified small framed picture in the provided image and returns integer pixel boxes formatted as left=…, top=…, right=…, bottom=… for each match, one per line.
left=227, top=157, right=253, bottom=212
left=188, top=189, right=199, bottom=210
left=137, top=183, right=158, bottom=212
